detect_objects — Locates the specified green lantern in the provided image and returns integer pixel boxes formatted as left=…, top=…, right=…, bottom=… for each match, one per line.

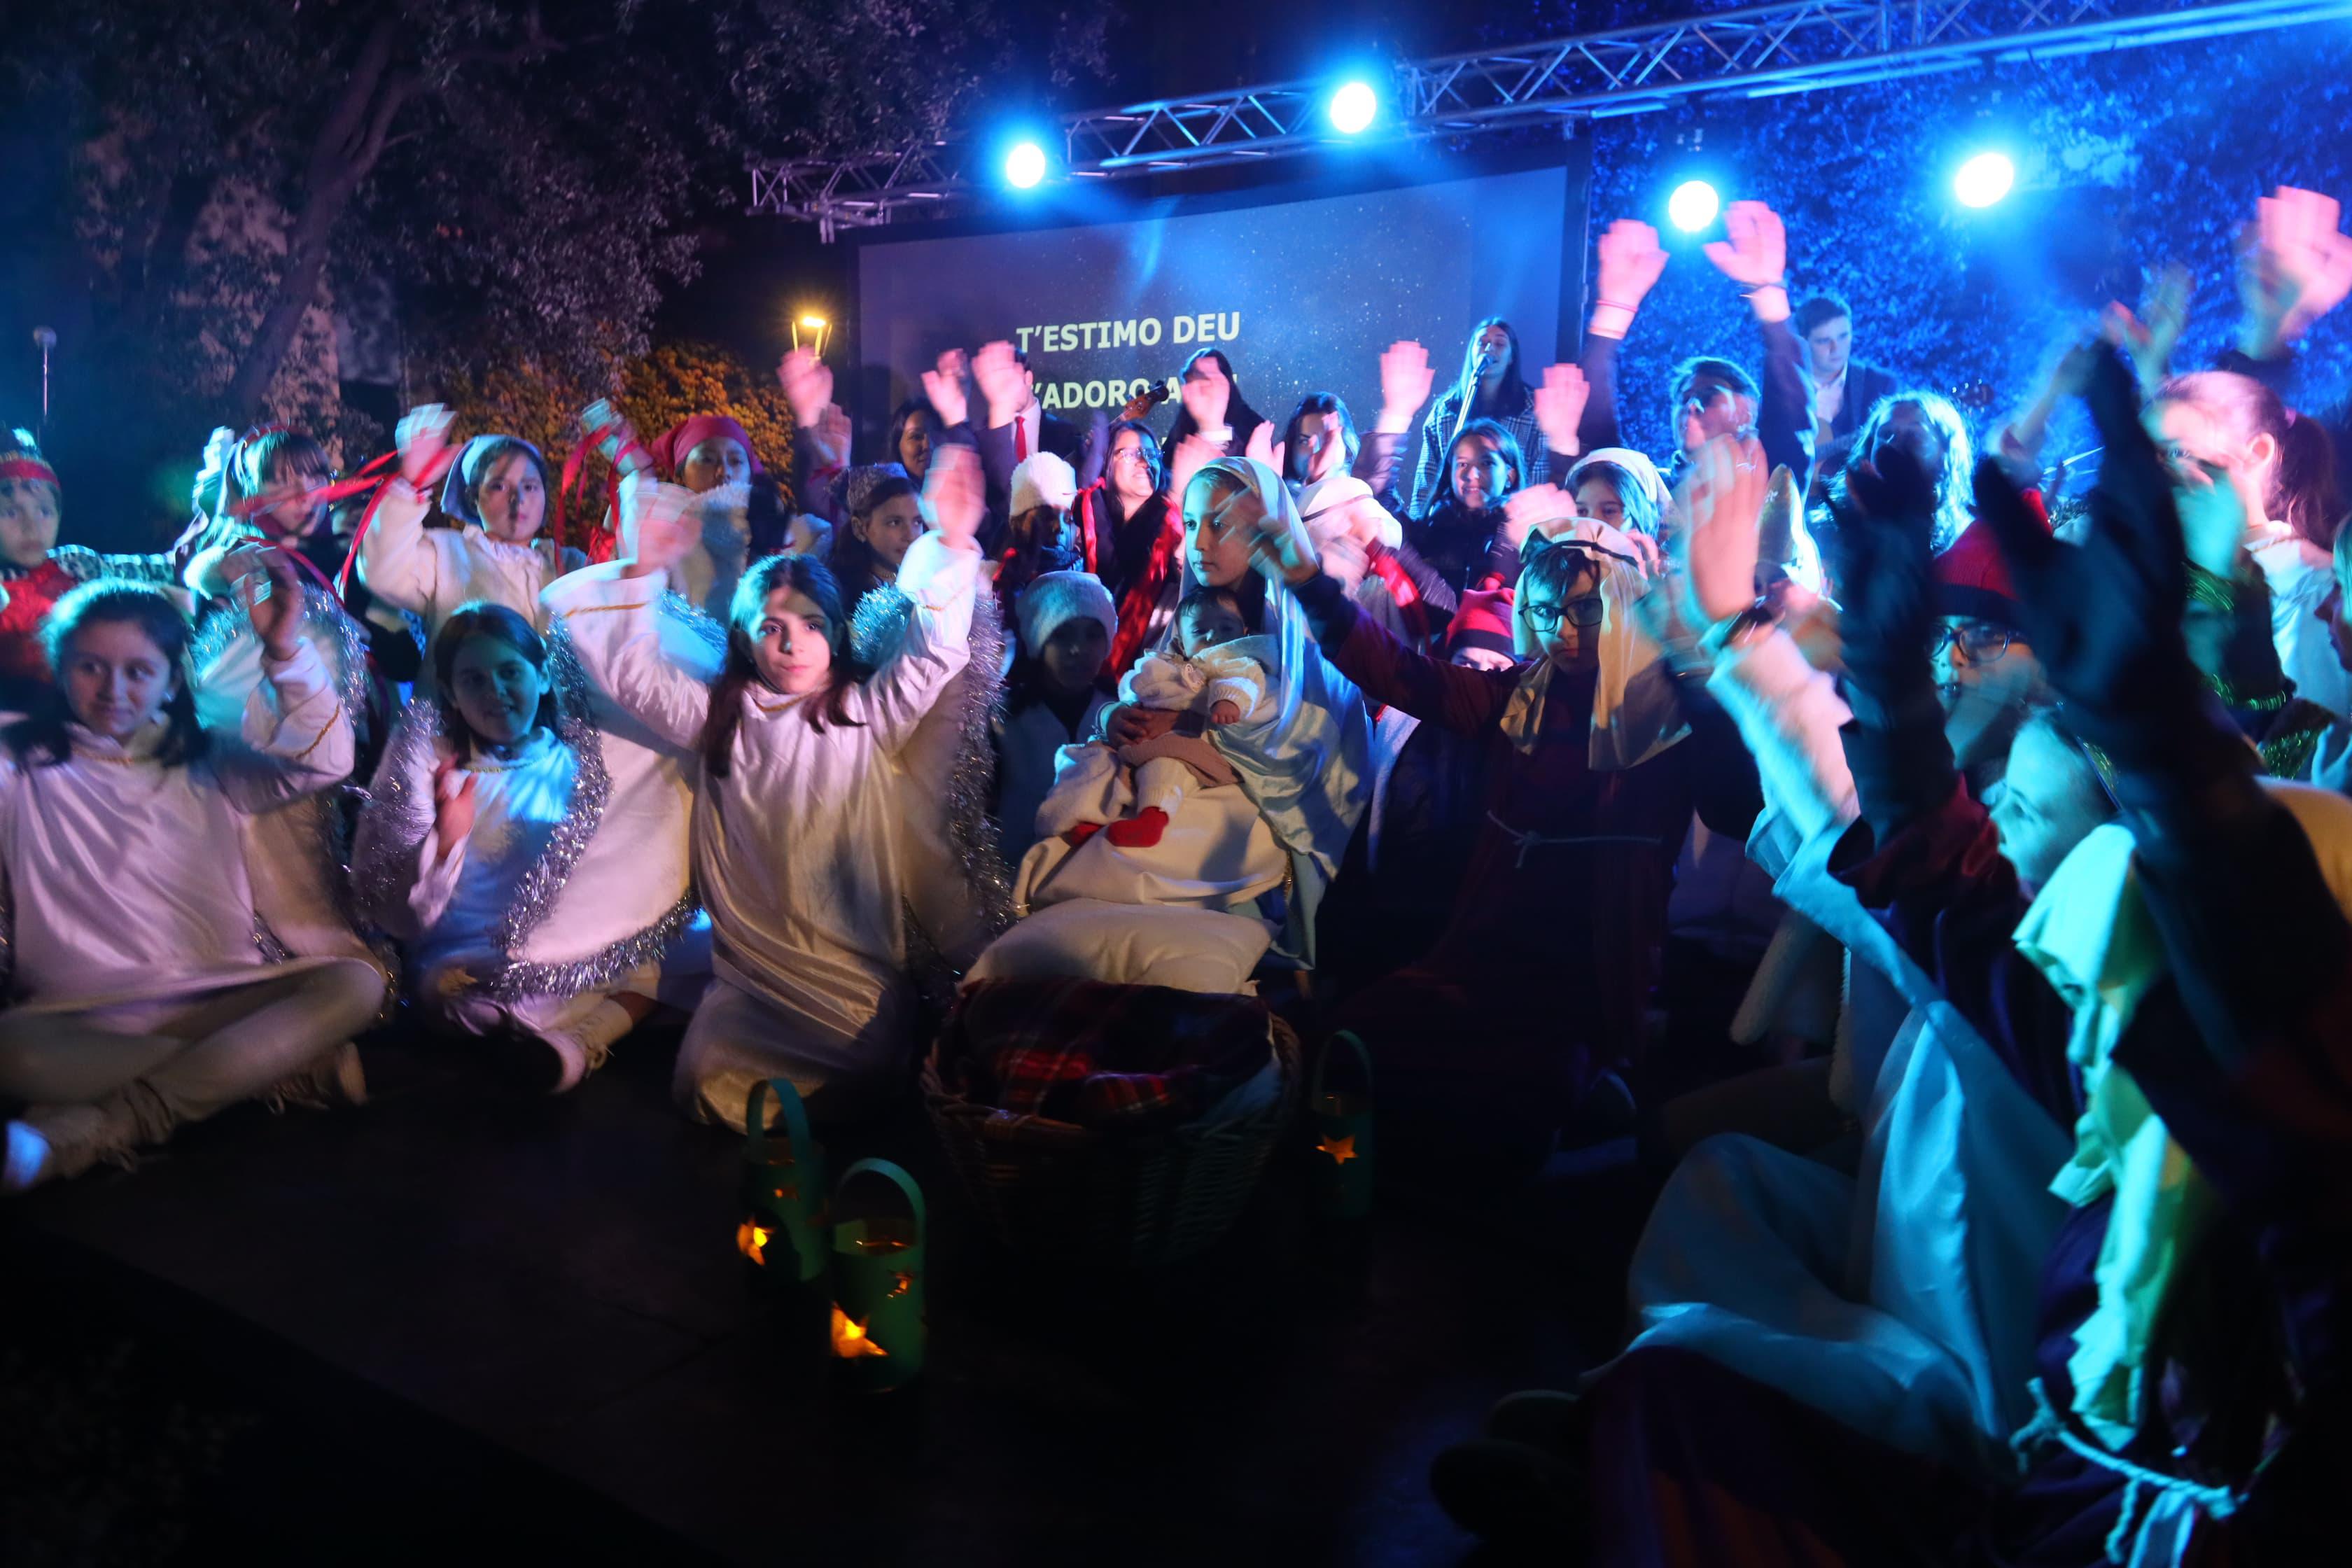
left=829, top=1159, right=926, bottom=1392
left=1308, top=1032, right=1376, bottom=1220
left=738, top=1077, right=829, bottom=1287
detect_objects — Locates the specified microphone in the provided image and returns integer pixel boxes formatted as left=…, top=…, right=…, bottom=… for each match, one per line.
left=1119, top=376, right=1181, bottom=420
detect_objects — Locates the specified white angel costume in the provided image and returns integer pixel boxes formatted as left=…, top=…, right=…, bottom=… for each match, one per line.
left=545, top=531, right=986, bottom=1130
left=351, top=629, right=704, bottom=1087
left=357, top=437, right=588, bottom=647
left=0, top=640, right=387, bottom=1186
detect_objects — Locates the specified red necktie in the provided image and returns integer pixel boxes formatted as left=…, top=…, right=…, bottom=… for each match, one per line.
left=1014, top=416, right=1029, bottom=462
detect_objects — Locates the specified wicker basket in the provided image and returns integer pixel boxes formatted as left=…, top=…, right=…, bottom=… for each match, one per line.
left=921, top=1016, right=1302, bottom=1268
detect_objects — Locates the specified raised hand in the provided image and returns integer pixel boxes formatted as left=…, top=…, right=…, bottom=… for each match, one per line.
left=1974, top=346, right=2202, bottom=755
left=970, top=340, right=1029, bottom=428
left=2103, top=263, right=2192, bottom=395
left=922, top=349, right=969, bottom=429
left=1532, top=362, right=1590, bottom=457
left=1702, top=201, right=1787, bottom=290
left=432, top=757, right=479, bottom=862
left=811, top=405, right=853, bottom=471
left=396, top=404, right=456, bottom=488
left=776, top=348, right=834, bottom=428
left=227, top=543, right=307, bottom=660
left=1376, top=340, right=1434, bottom=433
left=923, top=442, right=986, bottom=551
left=1168, top=433, right=1221, bottom=503
left=1500, top=482, right=1574, bottom=553
left=622, top=481, right=704, bottom=580
left=2239, top=183, right=2352, bottom=354
left=1596, top=218, right=1670, bottom=309
left=1178, top=368, right=1230, bottom=435
left=1244, top=419, right=1279, bottom=472
left=1676, top=435, right=1769, bottom=626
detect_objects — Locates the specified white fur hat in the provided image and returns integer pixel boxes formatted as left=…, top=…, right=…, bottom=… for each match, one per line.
left=1016, top=569, right=1116, bottom=654
left=1009, top=451, right=1078, bottom=517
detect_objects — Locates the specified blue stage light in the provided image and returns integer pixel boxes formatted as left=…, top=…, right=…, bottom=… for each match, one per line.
left=1329, top=80, right=1378, bottom=135
left=1004, top=141, right=1048, bottom=190
left=1668, top=180, right=1720, bottom=233
left=1954, top=151, right=2015, bottom=209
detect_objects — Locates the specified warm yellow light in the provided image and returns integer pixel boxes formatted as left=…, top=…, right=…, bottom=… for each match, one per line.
left=799, top=314, right=829, bottom=328
left=831, top=1305, right=889, bottom=1359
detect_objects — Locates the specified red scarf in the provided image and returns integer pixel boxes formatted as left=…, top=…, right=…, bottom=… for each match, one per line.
left=1109, top=514, right=1184, bottom=678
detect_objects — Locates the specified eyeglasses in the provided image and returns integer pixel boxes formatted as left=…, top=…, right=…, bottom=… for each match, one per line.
left=1522, top=596, right=1605, bottom=631
left=1928, top=622, right=2014, bottom=662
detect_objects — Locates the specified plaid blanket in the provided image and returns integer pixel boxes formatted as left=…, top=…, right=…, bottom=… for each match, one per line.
left=935, top=979, right=1273, bottom=1132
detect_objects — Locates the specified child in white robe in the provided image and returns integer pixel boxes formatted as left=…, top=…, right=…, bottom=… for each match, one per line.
left=358, top=407, right=587, bottom=644
left=0, top=561, right=384, bottom=1191
left=542, top=444, right=987, bottom=1128
left=353, top=602, right=692, bottom=1092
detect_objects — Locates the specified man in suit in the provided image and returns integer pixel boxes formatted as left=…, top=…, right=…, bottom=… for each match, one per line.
left=969, top=340, right=1082, bottom=543
left=1793, top=291, right=1898, bottom=475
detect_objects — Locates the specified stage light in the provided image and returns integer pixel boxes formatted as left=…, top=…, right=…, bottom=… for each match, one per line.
left=1004, top=141, right=1047, bottom=190
left=1668, top=180, right=1720, bottom=233
left=1329, top=80, right=1378, bottom=135
left=1954, top=152, right=2015, bottom=209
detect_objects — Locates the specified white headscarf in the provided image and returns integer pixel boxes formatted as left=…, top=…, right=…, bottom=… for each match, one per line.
left=1499, top=514, right=1688, bottom=771
left=1178, top=456, right=1373, bottom=965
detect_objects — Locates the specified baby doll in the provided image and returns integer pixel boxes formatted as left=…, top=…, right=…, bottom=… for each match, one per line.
left=1091, top=586, right=1278, bottom=848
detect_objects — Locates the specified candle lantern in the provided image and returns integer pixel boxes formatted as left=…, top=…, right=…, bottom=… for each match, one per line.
left=1308, top=1031, right=1376, bottom=1220
left=829, top=1159, right=926, bottom=1391
left=738, top=1077, right=829, bottom=1287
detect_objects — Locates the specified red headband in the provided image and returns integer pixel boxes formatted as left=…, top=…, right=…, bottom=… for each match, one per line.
left=0, top=456, right=59, bottom=486
left=650, top=414, right=764, bottom=480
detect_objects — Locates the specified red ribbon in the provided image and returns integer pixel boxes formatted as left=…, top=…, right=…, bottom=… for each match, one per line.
left=0, top=457, right=59, bottom=486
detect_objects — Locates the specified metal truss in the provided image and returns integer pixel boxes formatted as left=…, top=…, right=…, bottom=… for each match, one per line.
left=749, top=0, right=2352, bottom=237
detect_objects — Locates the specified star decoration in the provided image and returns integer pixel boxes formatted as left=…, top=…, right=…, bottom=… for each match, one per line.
left=1317, top=1133, right=1358, bottom=1164
left=832, top=1306, right=890, bottom=1359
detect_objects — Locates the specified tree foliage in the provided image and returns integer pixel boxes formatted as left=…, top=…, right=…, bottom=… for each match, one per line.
left=4, top=0, right=1102, bottom=532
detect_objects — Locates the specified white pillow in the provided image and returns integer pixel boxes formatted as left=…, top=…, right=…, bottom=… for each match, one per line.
left=966, top=898, right=1273, bottom=995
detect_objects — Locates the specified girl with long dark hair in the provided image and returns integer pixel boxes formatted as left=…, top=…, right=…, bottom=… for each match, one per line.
left=353, top=603, right=695, bottom=1093
left=1406, top=318, right=1544, bottom=516
left=545, top=445, right=990, bottom=1129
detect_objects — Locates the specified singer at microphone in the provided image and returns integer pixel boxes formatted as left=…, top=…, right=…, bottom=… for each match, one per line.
left=1406, top=318, right=1544, bottom=519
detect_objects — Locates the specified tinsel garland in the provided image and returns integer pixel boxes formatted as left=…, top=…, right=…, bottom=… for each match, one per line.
left=349, top=609, right=706, bottom=1005
left=848, top=576, right=1017, bottom=993
left=189, top=581, right=376, bottom=965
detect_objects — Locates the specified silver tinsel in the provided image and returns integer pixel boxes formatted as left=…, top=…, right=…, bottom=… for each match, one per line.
left=348, top=606, right=705, bottom=1006
left=188, top=581, right=375, bottom=958
left=848, top=576, right=1016, bottom=1000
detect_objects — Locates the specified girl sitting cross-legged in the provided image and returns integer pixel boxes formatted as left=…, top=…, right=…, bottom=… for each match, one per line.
left=1, top=556, right=386, bottom=1191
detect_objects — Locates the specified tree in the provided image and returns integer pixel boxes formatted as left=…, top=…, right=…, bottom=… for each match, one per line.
left=4, top=0, right=1103, bottom=531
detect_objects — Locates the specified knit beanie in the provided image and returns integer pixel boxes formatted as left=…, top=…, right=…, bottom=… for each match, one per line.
left=1446, top=587, right=1518, bottom=662
left=1009, top=451, right=1077, bottom=517
left=1016, top=569, right=1117, bottom=655
left=1933, top=490, right=2047, bottom=627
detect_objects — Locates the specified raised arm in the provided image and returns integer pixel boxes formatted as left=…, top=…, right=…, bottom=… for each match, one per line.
left=540, top=486, right=715, bottom=753
left=211, top=547, right=357, bottom=810
left=1581, top=218, right=1669, bottom=455
left=356, top=405, right=461, bottom=619
left=1703, top=202, right=1813, bottom=489
left=854, top=442, right=987, bottom=752
left=1354, top=341, right=1433, bottom=514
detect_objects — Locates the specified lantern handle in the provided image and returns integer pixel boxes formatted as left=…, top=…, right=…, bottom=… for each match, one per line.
left=832, top=1157, right=925, bottom=1236
left=743, top=1075, right=816, bottom=1164
left=1311, top=1030, right=1374, bottom=1105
